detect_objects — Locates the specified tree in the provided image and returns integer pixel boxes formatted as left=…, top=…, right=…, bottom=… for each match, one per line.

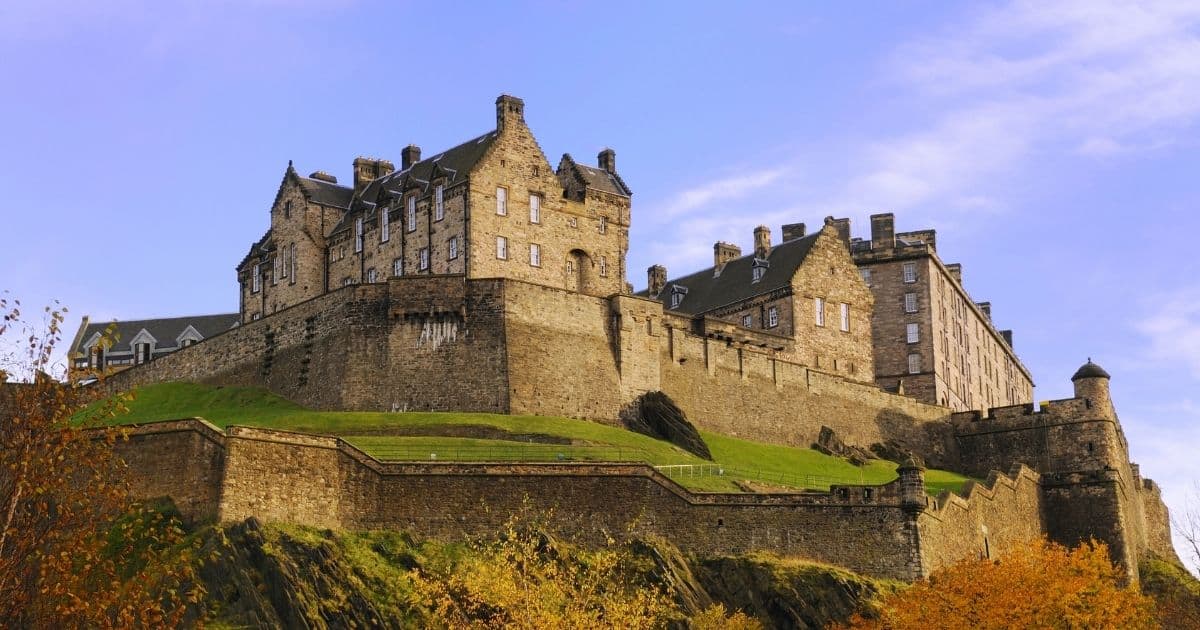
left=1172, top=481, right=1200, bottom=576
left=0, top=295, right=201, bottom=628
left=840, top=539, right=1156, bottom=630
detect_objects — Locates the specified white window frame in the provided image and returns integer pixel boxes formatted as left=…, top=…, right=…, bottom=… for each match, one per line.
left=434, top=185, right=444, bottom=221
left=134, top=342, right=152, bottom=365
left=860, top=268, right=871, bottom=286
left=907, top=322, right=920, bottom=343
left=599, top=255, right=608, bottom=277
left=381, top=208, right=390, bottom=242
left=742, top=314, right=752, bottom=327
left=908, top=353, right=921, bottom=374
left=670, top=292, right=683, bottom=309
left=354, top=217, right=364, bottom=253
left=448, top=236, right=459, bottom=260
left=496, top=187, right=507, bottom=216
left=768, top=306, right=779, bottom=328
left=419, top=247, right=430, bottom=271
left=814, top=297, right=825, bottom=327
left=752, top=267, right=765, bottom=282
left=902, top=262, right=916, bottom=283
left=272, top=255, right=280, bottom=286
left=904, top=292, right=917, bottom=313
left=252, top=263, right=261, bottom=293
left=840, top=303, right=850, bottom=332
left=367, top=268, right=377, bottom=283
left=599, top=216, right=607, bottom=234
left=407, top=196, right=417, bottom=232
left=529, top=243, right=541, bottom=267
left=529, top=194, right=541, bottom=224
left=289, top=243, right=296, bottom=282
left=496, top=236, right=508, bottom=260
left=393, top=258, right=403, bottom=277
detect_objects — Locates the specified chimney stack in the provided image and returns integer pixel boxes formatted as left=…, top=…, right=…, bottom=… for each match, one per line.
left=870, top=213, right=895, bottom=250
left=647, top=265, right=667, bottom=297
left=976, top=302, right=992, bottom=321
left=496, top=94, right=525, bottom=131
left=401, top=144, right=421, bottom=170
left=308, top=171, right=338, bottom=184
left=782, top=222, right=807, bottom=242
left=946, top=263, right=963, bottom=285
left=1000, top=330, right=1013, bottom=348
left=352, top=157, right=395, bottom=195
left=825, top=216, right=851, bottom=247
left=714, top=242, right=742, bottom=269
left=598, top=148, right=616, bottom=173
left=753, top=226, right=772, bottom=259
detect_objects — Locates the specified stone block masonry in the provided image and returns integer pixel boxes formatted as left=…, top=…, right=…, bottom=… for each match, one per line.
left=110, top=419, right=1052, bottom=582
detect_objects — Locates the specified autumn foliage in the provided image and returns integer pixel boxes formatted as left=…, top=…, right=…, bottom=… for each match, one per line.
left=840, top=538, right=1156, bottom=630
left=0, top=296, right=202, bottom=628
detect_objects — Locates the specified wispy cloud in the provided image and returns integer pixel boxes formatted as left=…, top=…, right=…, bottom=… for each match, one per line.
left=1136, top=288, right=1200, bottom=379
left=657, top=169, right=786, bottom=219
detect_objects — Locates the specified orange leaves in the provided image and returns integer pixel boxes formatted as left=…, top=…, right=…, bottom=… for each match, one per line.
left=840, top=539, right=1156, bottom=630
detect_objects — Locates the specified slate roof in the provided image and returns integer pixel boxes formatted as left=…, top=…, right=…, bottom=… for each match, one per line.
left=298, top=176, right=353, bottom=209
left=574, top=163, right=632, bottom=196
left=638, top=231, right=822, bottom=315
left=331, top=130, right=499, bottom=234
left=1071, top=360, right=1111, bottom=381
left=72, top=313, right=240, bottom=354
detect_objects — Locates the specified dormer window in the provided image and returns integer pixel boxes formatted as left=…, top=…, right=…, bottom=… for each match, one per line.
left=134, top=342, right=152, bottom=365
left=669, top=285, right=688, bottom=309
left=751, top=258, right=769, bottom=283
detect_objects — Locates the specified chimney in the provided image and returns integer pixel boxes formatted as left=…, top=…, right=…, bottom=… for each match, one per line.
left=401, top=144, right=421, bottom=170
left=946, top=263, right=962, bottom=285
left=308, top=171, right=337, bottom=184
left=647, top=265, right=667, bottom=297
left=753, top=226, right=772, bottom=259
left=496, top=94, right=525, bottom=131
left=714, top=242, right=742, bottom=269
left=352, top=157, right=395, bottom=195
left=976, top=302, right=992, bottom=321
left=870, top=213, right=895, bottom=250
left=825, top=216, right=851, bottom=247
left=1000, top=329, right=1013, bottom=348
left=782, top=223, right=807, bottom=242
left=598, top=148, right=616, bottom=173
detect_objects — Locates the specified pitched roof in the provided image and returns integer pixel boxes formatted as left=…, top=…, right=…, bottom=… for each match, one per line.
left=557, top=153, right=632, bottom=197
left=639, top=231, right=822, bottom=315
left=298, top=176, right=352, bottom=209
left=331, top=130, right=499, bottom=234
left=72, top=313, right=240, bottom=354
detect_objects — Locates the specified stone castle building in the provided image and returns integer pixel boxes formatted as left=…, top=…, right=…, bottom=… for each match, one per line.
left=87, top=94, right=1178, bottom=583
left=67, top=313, right=238, bottom=383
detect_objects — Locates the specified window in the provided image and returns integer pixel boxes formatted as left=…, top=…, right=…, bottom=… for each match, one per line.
left=768, top=307, right=779, bottom=328
left=840, top=303, right=850, bottom=332
left=496, top=236, right=508, bottom=260
left=752, top=266, right=765, bottom=282
left=182, top=339, right=197, bottom=348
left=289, top=243, right=296, bottom=282
left=135, top=343, right=151, bottom=365
left=902, top=262, right=916, bottom=283
left=252, top=263, right=261, bottom=293
left=814, top=297, right=825, bottom=327
left=252, top=312, right=262, bottom=321
left=393, top=258, right=403, bottom=277
left=742, top=314, right=752, bottom=327
left=529, top=194, right=541, bottom=224
left=908, top=353, right=921, bottom=374
left=907, top=323, right=920, bottom=343
left=568, top=216, right=577, bottom=228
left=599, top=216, right=607, bottom=234
left=904, top=292, right=918, bottom=313
left=342, top=278, right=352, bottom=287
left=530, top=243, right=541, bottom=267
left=599, top=256, right=608, bottom=277
left=272, top=256, right=280, bottom=285
left=448, top=236, right=459, bottom=260
left=90, top=346, right=105, bottom=369
left=407, top=196, right=417, bottom=231
left=367, top=268, right=377, bottom=283
left=860, top=268, right=872, bottom=286
left=496, top=187, right=507, bottom=215
left=354, top=217, right=364, bottom=253
left=671, top=292, right=684, bottom=309
left=284, top=200, right=292, bottom=219
left=419, top=248, right=430, bottom=271
left=381, top=208, right=390, bottom=242
left=434, top=185, right=444, bottom=221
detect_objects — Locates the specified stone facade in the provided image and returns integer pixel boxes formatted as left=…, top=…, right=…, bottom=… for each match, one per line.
left=850, top=214, right=1034, bottom=411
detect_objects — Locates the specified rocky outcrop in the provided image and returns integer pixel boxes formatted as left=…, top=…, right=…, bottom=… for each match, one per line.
left=623, top=391, right=713, bottom=460
left=812, top=425, right=874, bottom=465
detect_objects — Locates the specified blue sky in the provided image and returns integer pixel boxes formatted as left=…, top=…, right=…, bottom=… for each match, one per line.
left=2, top=1, right=1198, bottom=571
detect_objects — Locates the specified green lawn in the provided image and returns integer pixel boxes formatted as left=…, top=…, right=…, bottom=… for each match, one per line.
left=85, top=382, right=973, bottom=495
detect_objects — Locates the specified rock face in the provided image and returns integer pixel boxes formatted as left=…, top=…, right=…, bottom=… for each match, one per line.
left=622, top=391, right=714, bottom=460
left=812, top=425, right=874, bottom=465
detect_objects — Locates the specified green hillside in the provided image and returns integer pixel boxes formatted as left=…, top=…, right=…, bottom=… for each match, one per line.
left=85, top=382, right=971, bottom=494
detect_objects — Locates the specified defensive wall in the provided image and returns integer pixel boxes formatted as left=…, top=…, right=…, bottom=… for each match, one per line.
left=112, top=419, right=1050, bottom=582
left=103, top=274, right=955, bottom=464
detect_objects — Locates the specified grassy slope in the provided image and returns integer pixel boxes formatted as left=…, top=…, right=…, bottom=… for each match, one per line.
left=88, top=382, right=972, bottom=494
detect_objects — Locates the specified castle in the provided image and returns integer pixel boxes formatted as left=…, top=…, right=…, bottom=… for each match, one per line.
left=93, top=95, right=1178, bottom=582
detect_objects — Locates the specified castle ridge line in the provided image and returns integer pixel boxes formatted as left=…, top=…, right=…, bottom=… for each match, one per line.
left=77, top=94, right=1181, bottom=583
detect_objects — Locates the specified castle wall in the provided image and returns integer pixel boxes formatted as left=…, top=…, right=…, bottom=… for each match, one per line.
left=109, top=420, right=226, bottom=523
left=1042, top=471, right=1138, bottom=580
left=916, top=465, right=1044, bottom=573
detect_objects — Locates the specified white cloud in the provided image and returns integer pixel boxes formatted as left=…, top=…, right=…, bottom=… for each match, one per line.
left=1136, top=289, right=1200, bottom=379
left=656, top=169, right=786, bottom=220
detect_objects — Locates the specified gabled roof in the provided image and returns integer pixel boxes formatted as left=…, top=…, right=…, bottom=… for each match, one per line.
left=72, top=313, right=240, bottom=354
left=331, top=130, right=499, bottom=234
left=638, top=231, right=822, bottom=315
left=557, top=153, right=632, bottom=197
left=297, top=175, right=353, bottom=209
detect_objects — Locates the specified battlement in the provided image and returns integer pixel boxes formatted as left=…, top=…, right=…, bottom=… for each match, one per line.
left=950, top=397, right=1095, bottom=431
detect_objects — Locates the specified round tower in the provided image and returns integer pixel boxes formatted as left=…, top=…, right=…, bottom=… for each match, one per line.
left=898, top=455, right=927, bottom=512
left=1071, top=358, right=1112, bottom=410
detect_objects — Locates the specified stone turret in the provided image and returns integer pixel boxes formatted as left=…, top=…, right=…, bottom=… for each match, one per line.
left=898, top=455, right=926, bottom=513
left=1072, top=358, right=1112, bottom=412
left=753, top=226, right=771, bottom=259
